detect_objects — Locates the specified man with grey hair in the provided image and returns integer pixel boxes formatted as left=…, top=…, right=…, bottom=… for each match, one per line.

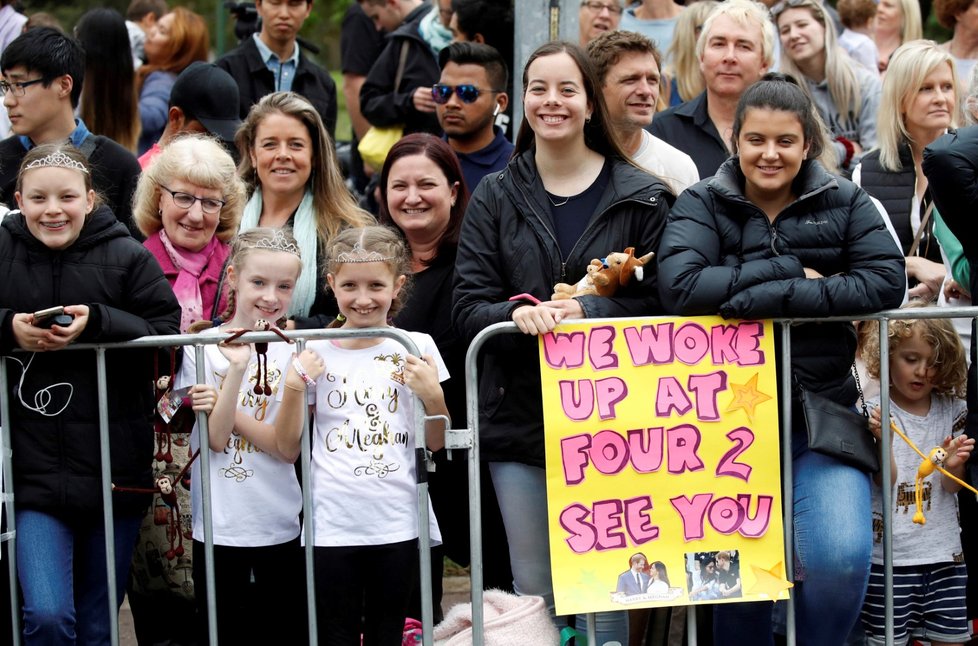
left=587, top=29, right=698, bottom=194
left=650, top=0, right=773, bottom=178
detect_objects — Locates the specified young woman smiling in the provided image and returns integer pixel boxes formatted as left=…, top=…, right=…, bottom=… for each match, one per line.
left=657, top=73, right=906, bottom=644
left=453, top=41, right=672, bottom=645
left=773, top=0, right=882, bottom=171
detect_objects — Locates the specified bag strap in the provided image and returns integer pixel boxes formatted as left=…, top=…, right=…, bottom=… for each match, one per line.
left=394, top=40, right=410, bottom=93
left=850, top=363, right=869, bottom=418
left=908, top=200, right=935, bottom=258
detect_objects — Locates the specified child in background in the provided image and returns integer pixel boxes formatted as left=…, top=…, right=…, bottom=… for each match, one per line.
left=275, top=225, right=449, bottom=646
left=177, top=227, right=321, bottom=644
left=860, top=312, right=974, bottom=646
left=0, top=143, right=180, bottom=643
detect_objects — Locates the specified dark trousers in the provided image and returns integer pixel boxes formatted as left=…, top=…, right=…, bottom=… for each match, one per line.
left=193, top=538, right=306, bottom=645
left=314, top=539, right=416, bottom=646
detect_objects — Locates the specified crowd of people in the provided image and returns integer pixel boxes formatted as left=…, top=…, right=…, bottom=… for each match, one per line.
left=1, top=0, right=978, bottom=645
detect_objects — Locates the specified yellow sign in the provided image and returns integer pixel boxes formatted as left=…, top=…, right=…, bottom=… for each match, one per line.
left=540, top=316, right=790, bottom=614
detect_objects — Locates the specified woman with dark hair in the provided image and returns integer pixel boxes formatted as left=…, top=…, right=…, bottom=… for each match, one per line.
left=646, top=561, right=669, bottom=594
left=379, top=132, right=513, bottom=619
left=452, top=41, right=672, bottom=643
left=935, top=0, right=978, bottom=82
left=75, top=8, right=140, bottom=152
left=136, top=7, right=209, bottom=154
left=657, top=73, right=905, bottom=645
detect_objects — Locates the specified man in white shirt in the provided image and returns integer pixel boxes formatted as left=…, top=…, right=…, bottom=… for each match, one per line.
left=587, top=30, right=699, bottom=195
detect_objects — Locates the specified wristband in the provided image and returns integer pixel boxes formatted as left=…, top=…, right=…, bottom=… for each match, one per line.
left=291, top=356, right=315, bottom=387
left=835, top=135, right=855, bottom=168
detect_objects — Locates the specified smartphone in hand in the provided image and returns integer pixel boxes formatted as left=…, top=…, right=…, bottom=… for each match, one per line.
left=32, top=306, right=72, bottom=329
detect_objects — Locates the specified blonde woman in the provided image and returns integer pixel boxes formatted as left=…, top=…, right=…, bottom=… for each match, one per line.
left=873, top=0, right=923, bottom=73
left=854, top=41, right=962, bottom=301
left=774, top=0, right=882, bottom=170
left=665, top=0, right=718, bottom=106
left=236, top=92, right=374, bottom=325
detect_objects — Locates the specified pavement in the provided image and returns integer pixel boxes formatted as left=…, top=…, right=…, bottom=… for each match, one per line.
left=117, top=575, right=472, bottom=645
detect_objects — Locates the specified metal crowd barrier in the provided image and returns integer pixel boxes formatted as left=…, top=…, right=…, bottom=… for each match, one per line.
left=2, top=306, right=976, bottom=645
left=0, top=327, right=437, bottom=646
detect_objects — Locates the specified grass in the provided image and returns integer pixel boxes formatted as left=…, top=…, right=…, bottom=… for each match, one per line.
left=330, top=71, right=352, bottom=145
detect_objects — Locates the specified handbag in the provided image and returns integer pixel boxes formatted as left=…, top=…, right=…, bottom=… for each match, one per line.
left=797, top=368, right=880, bottom=472
left=358, top=41, right=410, bottom=170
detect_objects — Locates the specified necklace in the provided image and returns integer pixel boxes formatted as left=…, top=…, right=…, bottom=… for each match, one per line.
left=547, top=192, right=571, bottom=207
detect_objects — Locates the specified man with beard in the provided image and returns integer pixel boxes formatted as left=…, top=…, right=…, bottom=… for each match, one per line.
left=434, top=41, right=512, bottom=193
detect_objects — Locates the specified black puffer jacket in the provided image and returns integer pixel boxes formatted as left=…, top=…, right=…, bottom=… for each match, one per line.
left=452, top=152, right=672, bottom=466
left=658, top=158, right=905, bottom=407
left=0, top=206, right=180, bottom=518
left=923, top=127, right=978, bottom=435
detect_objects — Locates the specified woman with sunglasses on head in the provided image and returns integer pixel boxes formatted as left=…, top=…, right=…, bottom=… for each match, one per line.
left=453, top=41, right=673, bottom=645
left=773, top=0, right=882, bottom=172
left=658, top=73, right=905, bottom=645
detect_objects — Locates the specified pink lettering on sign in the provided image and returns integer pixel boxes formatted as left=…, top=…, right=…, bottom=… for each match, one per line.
left=622, top=322, right=675, bottom=365
left=542, top=331, right=586, bottom=369
left=674, top=323, right=709, bottom=365
left=622, top=321, right=767, bottom=367
left=731, top=322, right=764, bottom=366
left=588, top=325, right=618, bottom=370
left=558, top=377, right=628, bottom=421
left=716, top=427, right=754, bottom=481
left=670, top=493, right=774, bottom=541
left=627, top=427, right=664, bottom=473
left=558, top=424, right=702, bottom=484
left=655, top=376, right=693, bottom=417
left=688, top=371, right=726, bottom=420
left=667, top=424, right=704, bottom=474
left=559, top=497, right=660, bottom=553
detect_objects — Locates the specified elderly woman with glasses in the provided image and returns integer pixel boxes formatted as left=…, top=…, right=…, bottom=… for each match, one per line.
left=134, top=134, right=246, bottom=332
left=773, top=0, right=882, bottom=171
left=578, top=0, right=623, bottom=47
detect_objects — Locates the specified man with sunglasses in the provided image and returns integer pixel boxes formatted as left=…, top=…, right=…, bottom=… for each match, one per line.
left=435, top=42, right=513, bottom=193
left=587, top=30, right=698, bottom=195
left=361, top=0, right=442, bottom=136
left=0, top=27, right=142, bottom=238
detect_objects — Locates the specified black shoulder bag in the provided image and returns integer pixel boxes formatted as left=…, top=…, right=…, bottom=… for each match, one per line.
left=797, top=367, right=879, bottom=473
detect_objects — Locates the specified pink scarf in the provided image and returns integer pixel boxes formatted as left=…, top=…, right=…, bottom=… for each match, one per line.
left=158, top=230, right=222, bottom=332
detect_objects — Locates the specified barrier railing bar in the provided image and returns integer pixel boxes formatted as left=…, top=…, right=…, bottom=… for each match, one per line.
left=194, top=343, right=219, bottom=646
left=295, top=338, right=319, bottom=646
left=1, top=357, right=21, bottom=646
left=780, top=325, right=796, bottom=646
left=95, top=348, right=120, bottom=646
left=879, top=320, right=894, bottom=646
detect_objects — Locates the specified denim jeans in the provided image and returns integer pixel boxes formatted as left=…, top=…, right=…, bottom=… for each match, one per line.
left=16, top=509, right=142, bottom=646
left=490, top=462, right=628, bottom=646
left=713, top=448, right=872, bottom=646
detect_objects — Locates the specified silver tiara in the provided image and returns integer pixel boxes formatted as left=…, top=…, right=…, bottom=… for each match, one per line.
left=247, top=230, right=301, bottom=257
left=24, top=151, right=89, bottom=174
left=334, top=241, right=395, bottom=264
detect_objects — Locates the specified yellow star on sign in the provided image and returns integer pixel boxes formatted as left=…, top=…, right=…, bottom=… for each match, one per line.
left=725, top=373, right=772, bottom=423
left=747, top=561, right=794, bottom=600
